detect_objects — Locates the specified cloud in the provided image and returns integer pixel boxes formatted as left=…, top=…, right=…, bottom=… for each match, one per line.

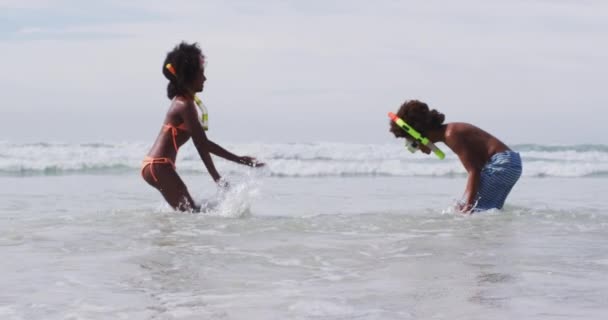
left=0, top=0, right=607, bottom=144
left=0, top=0, right=165, bottom=41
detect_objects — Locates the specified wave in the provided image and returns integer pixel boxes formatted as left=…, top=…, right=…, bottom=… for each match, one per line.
left=512, top=144, right=608, bottom=153
left=1, top=141, right=607, bottom=178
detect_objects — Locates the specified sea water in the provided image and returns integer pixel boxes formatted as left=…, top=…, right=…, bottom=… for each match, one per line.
left=1, top=142, right=607, bottom=319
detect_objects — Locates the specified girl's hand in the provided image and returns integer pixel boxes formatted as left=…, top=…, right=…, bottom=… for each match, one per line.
left=216, top=177, right=230, bottom=190
left=239, top=156, right=265, bottom=167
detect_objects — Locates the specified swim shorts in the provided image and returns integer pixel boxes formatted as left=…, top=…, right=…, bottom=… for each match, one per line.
left=473, top=150, right=522, bottom=212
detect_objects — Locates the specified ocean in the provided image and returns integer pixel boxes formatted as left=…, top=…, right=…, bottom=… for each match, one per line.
left=1, top=142, right=607, bottom=319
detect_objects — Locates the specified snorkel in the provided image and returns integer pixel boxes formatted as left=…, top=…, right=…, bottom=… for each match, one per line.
left=388, top=112, right=445, bottom=160
left=165, top=63, right=209, bottom=131
left=193, top=94, right=209, bottom=131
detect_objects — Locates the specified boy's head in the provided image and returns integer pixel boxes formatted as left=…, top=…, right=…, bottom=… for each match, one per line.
left=389, top=100, right=445, bottom=139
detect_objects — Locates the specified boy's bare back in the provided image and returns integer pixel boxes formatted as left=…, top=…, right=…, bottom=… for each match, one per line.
left=444, top=122, right=510, bottom=172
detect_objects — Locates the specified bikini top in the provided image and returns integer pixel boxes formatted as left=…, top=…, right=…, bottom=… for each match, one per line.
left=163, top=123, right=188, bottom=153
left=163, top=96, right=209, bottom=153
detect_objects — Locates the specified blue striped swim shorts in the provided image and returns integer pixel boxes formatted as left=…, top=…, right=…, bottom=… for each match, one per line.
left=473, top=150, right=522, bottom=212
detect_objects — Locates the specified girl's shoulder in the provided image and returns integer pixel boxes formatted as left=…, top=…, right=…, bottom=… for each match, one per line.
left=169, top=96, right=196, bottom=112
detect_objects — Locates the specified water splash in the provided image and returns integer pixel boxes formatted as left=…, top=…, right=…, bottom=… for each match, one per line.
left=198, top=173, right=261, bottom=218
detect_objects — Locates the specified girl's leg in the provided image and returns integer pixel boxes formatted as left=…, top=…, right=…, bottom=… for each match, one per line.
left=142, top=164, right=199, bottom=212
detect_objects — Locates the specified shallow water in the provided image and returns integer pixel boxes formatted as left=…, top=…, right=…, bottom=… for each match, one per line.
left=1, top=174, right=607, bottom=319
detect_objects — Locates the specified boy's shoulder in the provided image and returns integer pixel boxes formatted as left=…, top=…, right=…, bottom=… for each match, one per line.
left=446, top=122, right=478, bottom=136
left=445, top=122, right=492, bottom=146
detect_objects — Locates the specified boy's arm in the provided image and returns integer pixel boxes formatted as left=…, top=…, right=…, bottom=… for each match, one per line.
left=461, top=169, right=481, bottom=212
left=455, top=145, right=484, bottom=213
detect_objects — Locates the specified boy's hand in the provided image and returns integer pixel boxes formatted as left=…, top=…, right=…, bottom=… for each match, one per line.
left=457, top=202, right=473, bottom=214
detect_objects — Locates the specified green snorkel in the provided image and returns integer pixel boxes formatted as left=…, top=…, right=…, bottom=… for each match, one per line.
left=193, top=95, right=208, bottom=131
left=388, top=112, right=446, bottom=160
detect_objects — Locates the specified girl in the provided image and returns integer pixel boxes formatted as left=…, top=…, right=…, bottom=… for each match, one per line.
left=142, top=42, right=264, bottom=212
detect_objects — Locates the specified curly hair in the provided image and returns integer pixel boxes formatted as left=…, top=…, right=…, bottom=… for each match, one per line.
left=162, top=42, right=205, bottom=99
left=389, top=100, right=445, bottom=138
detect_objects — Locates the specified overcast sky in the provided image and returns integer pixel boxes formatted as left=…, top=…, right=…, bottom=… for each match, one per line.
left=1, top=0, right=606, bottom=144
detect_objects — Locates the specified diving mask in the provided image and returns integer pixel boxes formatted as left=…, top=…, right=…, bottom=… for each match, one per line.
left=404, top=138, right=420, bottom=153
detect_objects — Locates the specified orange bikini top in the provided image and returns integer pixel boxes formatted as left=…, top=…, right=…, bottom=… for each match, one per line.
left=161, top=94, right=208, bottom=153
left=163, top=122, right=188, bottom=153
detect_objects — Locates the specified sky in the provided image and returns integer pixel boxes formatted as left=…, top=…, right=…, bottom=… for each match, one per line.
left=0, top=0, right=607, bottom=144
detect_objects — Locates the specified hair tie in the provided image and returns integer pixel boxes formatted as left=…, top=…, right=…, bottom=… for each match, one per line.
left=165, top=63, right=177, bottom=76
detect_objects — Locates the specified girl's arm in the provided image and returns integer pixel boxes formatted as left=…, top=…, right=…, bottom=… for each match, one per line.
left=182, top=101, right=222, bottom=183
left=206, top=140, right=264, bottom=167
left=206, top=140, right=239, bottom=162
